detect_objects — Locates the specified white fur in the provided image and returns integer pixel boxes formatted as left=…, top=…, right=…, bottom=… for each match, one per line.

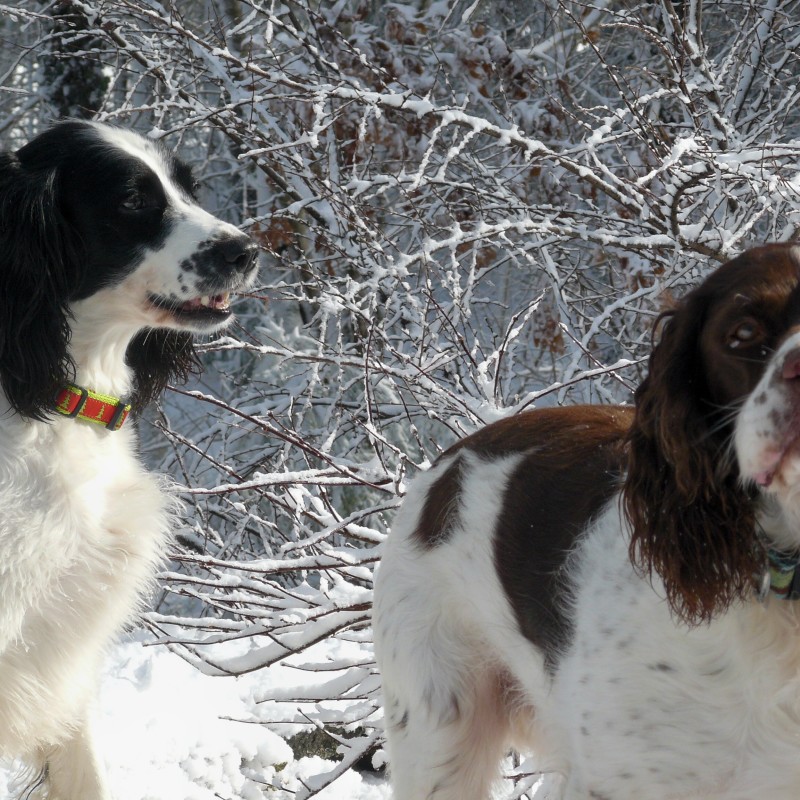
left=374, top=453, right=557, bottom=800
left=0, top=124, right=255, bottom=799
left=736, top=330, right=800, bottom=542
left=0, top=410, right=171, bottom=797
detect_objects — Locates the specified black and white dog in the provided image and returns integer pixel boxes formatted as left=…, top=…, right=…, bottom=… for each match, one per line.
left=0, top=120, right=257, bottom=798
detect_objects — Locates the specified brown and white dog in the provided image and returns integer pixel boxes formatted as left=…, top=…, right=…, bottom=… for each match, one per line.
left=374, top=243, right=800, bottom=800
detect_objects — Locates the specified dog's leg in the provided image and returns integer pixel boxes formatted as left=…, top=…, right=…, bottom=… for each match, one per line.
left=374, top=476, right=519, bottom=799
left=44, top=721, right=110, bottom=800
left=9, top=759, right=49, bottom=800
left=382, top=660, right=511, bottom=800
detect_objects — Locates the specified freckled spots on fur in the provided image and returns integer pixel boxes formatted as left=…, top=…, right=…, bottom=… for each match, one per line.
left=179, top=238, right=248, bottom=282
left=769, top=407, right=792, bottom=428
left=755, top=391, right=768, bottom=405
left=649, top=661, right=677, bottom=672
left=581, top=726, right=590, bottom=736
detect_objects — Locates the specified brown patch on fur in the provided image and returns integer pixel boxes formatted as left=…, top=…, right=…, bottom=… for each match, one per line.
left=414, top=405, right=632, bottom=664
left=412, top=456, right=464, bottom=547
left=489, top=406, right=632, bottom=665
left=443, top=405, right=632, bottom=461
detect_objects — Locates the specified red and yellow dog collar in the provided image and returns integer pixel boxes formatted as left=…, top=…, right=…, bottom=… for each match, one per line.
left=54, top=384, right=132, bottom=431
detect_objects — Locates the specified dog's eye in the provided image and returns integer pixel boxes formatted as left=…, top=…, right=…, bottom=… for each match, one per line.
left=121, top=194, right=148, bottom=212
left=121, top=189, right=161, bottom=212
left=727, top=320, right=763, bottom=349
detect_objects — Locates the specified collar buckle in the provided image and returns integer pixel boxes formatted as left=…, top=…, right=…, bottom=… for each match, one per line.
left=105, top=399, right=130, bottom=431
left=767, top=547, right=800, bottom=601
left=756, top=546, right=800, bottom=603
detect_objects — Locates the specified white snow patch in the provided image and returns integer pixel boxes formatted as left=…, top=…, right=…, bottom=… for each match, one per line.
left=0, top=633, right=391, bottom=799
left=99, top=634, right=292, bottom=800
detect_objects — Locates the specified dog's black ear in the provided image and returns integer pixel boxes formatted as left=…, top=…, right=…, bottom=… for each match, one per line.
left=0, top=151, right=76, bottom=420
left=125, top=330, right=201, bottom=412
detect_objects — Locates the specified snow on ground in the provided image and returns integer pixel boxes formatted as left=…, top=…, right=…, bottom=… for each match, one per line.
left=0, top=632, right=391, bottom=800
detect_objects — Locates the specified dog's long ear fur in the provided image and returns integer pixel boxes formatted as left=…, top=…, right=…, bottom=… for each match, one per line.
left=624, top=289, right=758, bottom=625
left=125, top=330, right=201, bottom=413
left=0, top=150, right=76, bottom=420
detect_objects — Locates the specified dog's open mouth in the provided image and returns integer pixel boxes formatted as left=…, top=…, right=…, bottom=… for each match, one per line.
left=148, top=292, right=232, bottom=325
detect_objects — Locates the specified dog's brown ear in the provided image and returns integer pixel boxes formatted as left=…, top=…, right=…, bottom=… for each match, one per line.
left=624, top=295, right=758, bottom=625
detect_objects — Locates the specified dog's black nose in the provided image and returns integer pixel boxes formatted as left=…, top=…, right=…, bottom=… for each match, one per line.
left=217, top=235, right=259, bottom=274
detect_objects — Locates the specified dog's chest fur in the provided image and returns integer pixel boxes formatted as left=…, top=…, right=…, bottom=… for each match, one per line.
left=0, top=415, right=171, bottom=751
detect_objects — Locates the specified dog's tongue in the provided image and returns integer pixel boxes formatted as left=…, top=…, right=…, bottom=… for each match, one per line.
left=755, top=470, right=774, bottom=487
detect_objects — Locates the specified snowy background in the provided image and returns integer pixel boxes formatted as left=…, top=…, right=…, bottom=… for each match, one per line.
left=0, top=633, right=391, bottom=799
left=2, top=0, right=800, bottom=797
